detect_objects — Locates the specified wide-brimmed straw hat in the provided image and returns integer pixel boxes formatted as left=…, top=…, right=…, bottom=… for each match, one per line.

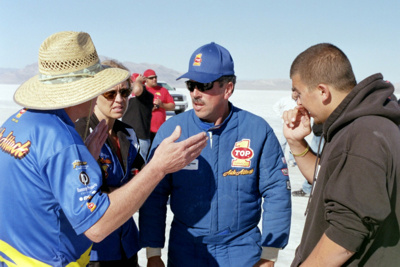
left=14, top=31, right=129, bottom=110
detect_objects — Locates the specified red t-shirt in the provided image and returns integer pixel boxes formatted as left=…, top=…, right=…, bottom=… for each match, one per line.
left=146, top=85, right=175, bottom=133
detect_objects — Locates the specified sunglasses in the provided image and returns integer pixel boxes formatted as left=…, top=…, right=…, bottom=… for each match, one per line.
left=185, top=80, right=215, bottom=92
left=147, top=76, right=157, bottom=80
left=102, top=88, right=132, bottom=100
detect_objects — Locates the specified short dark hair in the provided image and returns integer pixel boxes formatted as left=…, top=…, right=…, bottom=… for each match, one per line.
left=290, top=43, right=356, bottom=92
left=216, top=75, right=236, bottom=91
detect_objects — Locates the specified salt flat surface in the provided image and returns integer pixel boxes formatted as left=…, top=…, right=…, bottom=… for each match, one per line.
left=0, top=85, right=308, bottom=266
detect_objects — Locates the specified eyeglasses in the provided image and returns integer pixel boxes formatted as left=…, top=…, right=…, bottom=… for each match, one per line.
left=185, top=80, right=215, bottom=92
left=102, top=88, right=132, bottom=100
left=147, top=76, right=157, bottom=80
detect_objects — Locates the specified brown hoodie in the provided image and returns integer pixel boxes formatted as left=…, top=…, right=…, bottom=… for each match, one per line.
left=292, top=73, right=400, bottom=266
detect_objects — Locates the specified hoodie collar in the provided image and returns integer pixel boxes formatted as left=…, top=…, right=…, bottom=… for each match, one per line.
left=324, top=73, right=400, bottom=141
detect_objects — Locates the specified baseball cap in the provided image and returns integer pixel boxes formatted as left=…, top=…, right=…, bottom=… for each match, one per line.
left=177, top=42, right=235, bottom=83
left=131, top=73, right=140, bottom=82
left=144, top=69, right=156, bottom=77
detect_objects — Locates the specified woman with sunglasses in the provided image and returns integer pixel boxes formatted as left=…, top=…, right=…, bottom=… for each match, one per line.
left=75, top=60, right=144, bottom=267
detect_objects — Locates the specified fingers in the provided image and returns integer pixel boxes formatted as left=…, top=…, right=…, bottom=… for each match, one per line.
left=153, top=130, right=208, bottom=175
left=182, top=131, right=208, bottom=148
left=186, top=134, right=208, bottom=162
left=283, top=108, right=300, bottom=128
left=183, top=132, right=208, bottom=158
left=85, top=119, right=108, bottom=149
left=166, top=126, right=182, bottom=143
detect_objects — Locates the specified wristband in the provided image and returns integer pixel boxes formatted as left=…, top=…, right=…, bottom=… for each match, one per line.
left=290, top=144, right=310, bottom=157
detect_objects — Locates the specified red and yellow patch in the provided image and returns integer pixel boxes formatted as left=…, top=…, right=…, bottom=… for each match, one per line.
left=86, top=202, right=96, bottom=212
left=193, top=53, right=202, bottom=66
left=231, top=139, right=254, bottom=168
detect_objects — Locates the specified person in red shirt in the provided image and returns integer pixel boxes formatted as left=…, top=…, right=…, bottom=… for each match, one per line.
left=143, top=69, right=175, bottom=141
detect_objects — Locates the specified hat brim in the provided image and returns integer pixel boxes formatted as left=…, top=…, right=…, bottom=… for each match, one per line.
left=176, top=72, right=223, bottom=84
left=14, top=68, right=129, bottom=110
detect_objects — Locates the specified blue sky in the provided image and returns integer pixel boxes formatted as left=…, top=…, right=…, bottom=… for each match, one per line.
left=1, top=0, right=399, bottom=83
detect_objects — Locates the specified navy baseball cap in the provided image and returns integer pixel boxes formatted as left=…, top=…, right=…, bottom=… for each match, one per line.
left=177, top=42, right=235, bottom=83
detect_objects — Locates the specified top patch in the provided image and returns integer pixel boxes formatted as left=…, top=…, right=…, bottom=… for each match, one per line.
left=193, top=53, right=202, bottom=66
left=231, top=139, right=254, bottom=168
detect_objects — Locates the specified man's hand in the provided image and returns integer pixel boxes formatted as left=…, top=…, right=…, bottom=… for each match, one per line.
left=282, top=106, right=312, bottom=142
left=135, top=74, right=145, bottom=85
left=253, top=259, right=275, bottom=267
left=153, top=98, right=162, bottom=107
left=84, top=119, right=108, bottom=159
left=147, top=256, right=165, bottom=267
left=132, top=75, right=145, bottom=96
left=150, top=126, right=207, bottom=176
left=282, top=106, right=317, bottom=181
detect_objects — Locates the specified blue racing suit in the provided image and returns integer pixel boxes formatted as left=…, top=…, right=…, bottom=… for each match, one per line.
left=139, top=103, right=291, bottom=266
left=0, top=109, right=109, bottom=267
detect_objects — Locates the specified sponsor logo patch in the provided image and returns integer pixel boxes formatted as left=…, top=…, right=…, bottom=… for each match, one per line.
left=79, top=172, right=90, bottom=185
left=231, top=139, right=254, bottom=168
left=16, top=108, right=27, bottom=118
left=11, top=108, right=28, bottom=123
left=86, top=202, right=96, bottom=212
left=98, top=157, right=112, bottom=179
left=72, top=160, right=88, bottom=170
left=223, top=168, right=254, bottom=177
left=77, top=183, right=98, bottom=194
left=0, top=128, right=31, bottom=159
left=286, top=180, right=291, bottom=190
left=193, top=53, right=202, bottom=66
left=79, top=195, right=93, bottom=202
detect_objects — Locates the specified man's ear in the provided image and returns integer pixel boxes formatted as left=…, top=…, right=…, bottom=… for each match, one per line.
left=224, top=82, right=234, bottom=99
left=317, top=83, right=331, bottom=104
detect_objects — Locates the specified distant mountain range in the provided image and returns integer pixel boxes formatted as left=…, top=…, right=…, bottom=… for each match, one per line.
left=1, top=57, right=398, bottom=92
left=0, top=56, right=293, bottom=90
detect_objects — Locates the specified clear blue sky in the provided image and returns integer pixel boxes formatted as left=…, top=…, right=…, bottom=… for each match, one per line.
left=1, top=0, right=399, bottom=83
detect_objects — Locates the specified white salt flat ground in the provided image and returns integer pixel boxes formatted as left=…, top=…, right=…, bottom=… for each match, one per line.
left=0, top=84, right=308, bottom=266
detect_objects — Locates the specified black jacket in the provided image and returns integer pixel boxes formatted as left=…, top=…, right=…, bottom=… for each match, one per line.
left=122, top=89, right=153, bottom=140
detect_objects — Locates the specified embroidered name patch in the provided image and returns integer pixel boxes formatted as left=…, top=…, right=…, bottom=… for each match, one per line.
left=0, top=128, right=31, bottom=159
left=223, top=168, right=254, bottom=177
left=183, top=159, right=199, bottom=170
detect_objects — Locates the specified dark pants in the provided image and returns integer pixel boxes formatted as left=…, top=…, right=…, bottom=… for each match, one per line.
left=88, top=253, right=138, bottom=267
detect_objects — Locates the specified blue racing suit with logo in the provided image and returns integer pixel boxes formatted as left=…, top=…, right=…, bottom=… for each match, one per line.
left=0, top=109, right=109, bottom=267
left=139, top=103, right=291, bottom=266
left=75, top=117, right=143, bottom=261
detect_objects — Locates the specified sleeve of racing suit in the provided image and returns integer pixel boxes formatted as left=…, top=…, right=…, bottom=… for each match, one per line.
left=139, top=131, right=172, bottom=249
left=259, top=126, right=292, bottom=249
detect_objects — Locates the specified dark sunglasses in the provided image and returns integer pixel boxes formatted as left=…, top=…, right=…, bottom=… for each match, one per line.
left=185, top=80, right=214, bottom=92
left=102, top=88, right=132, bottom=100
left=147, top=76, right=157, bottom=80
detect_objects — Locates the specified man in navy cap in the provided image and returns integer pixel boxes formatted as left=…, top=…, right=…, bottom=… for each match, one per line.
left=139, top=42, right=292, bottom=267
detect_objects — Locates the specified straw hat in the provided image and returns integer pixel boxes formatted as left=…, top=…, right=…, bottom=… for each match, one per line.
left=14, top=31, right=130, bottom=110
